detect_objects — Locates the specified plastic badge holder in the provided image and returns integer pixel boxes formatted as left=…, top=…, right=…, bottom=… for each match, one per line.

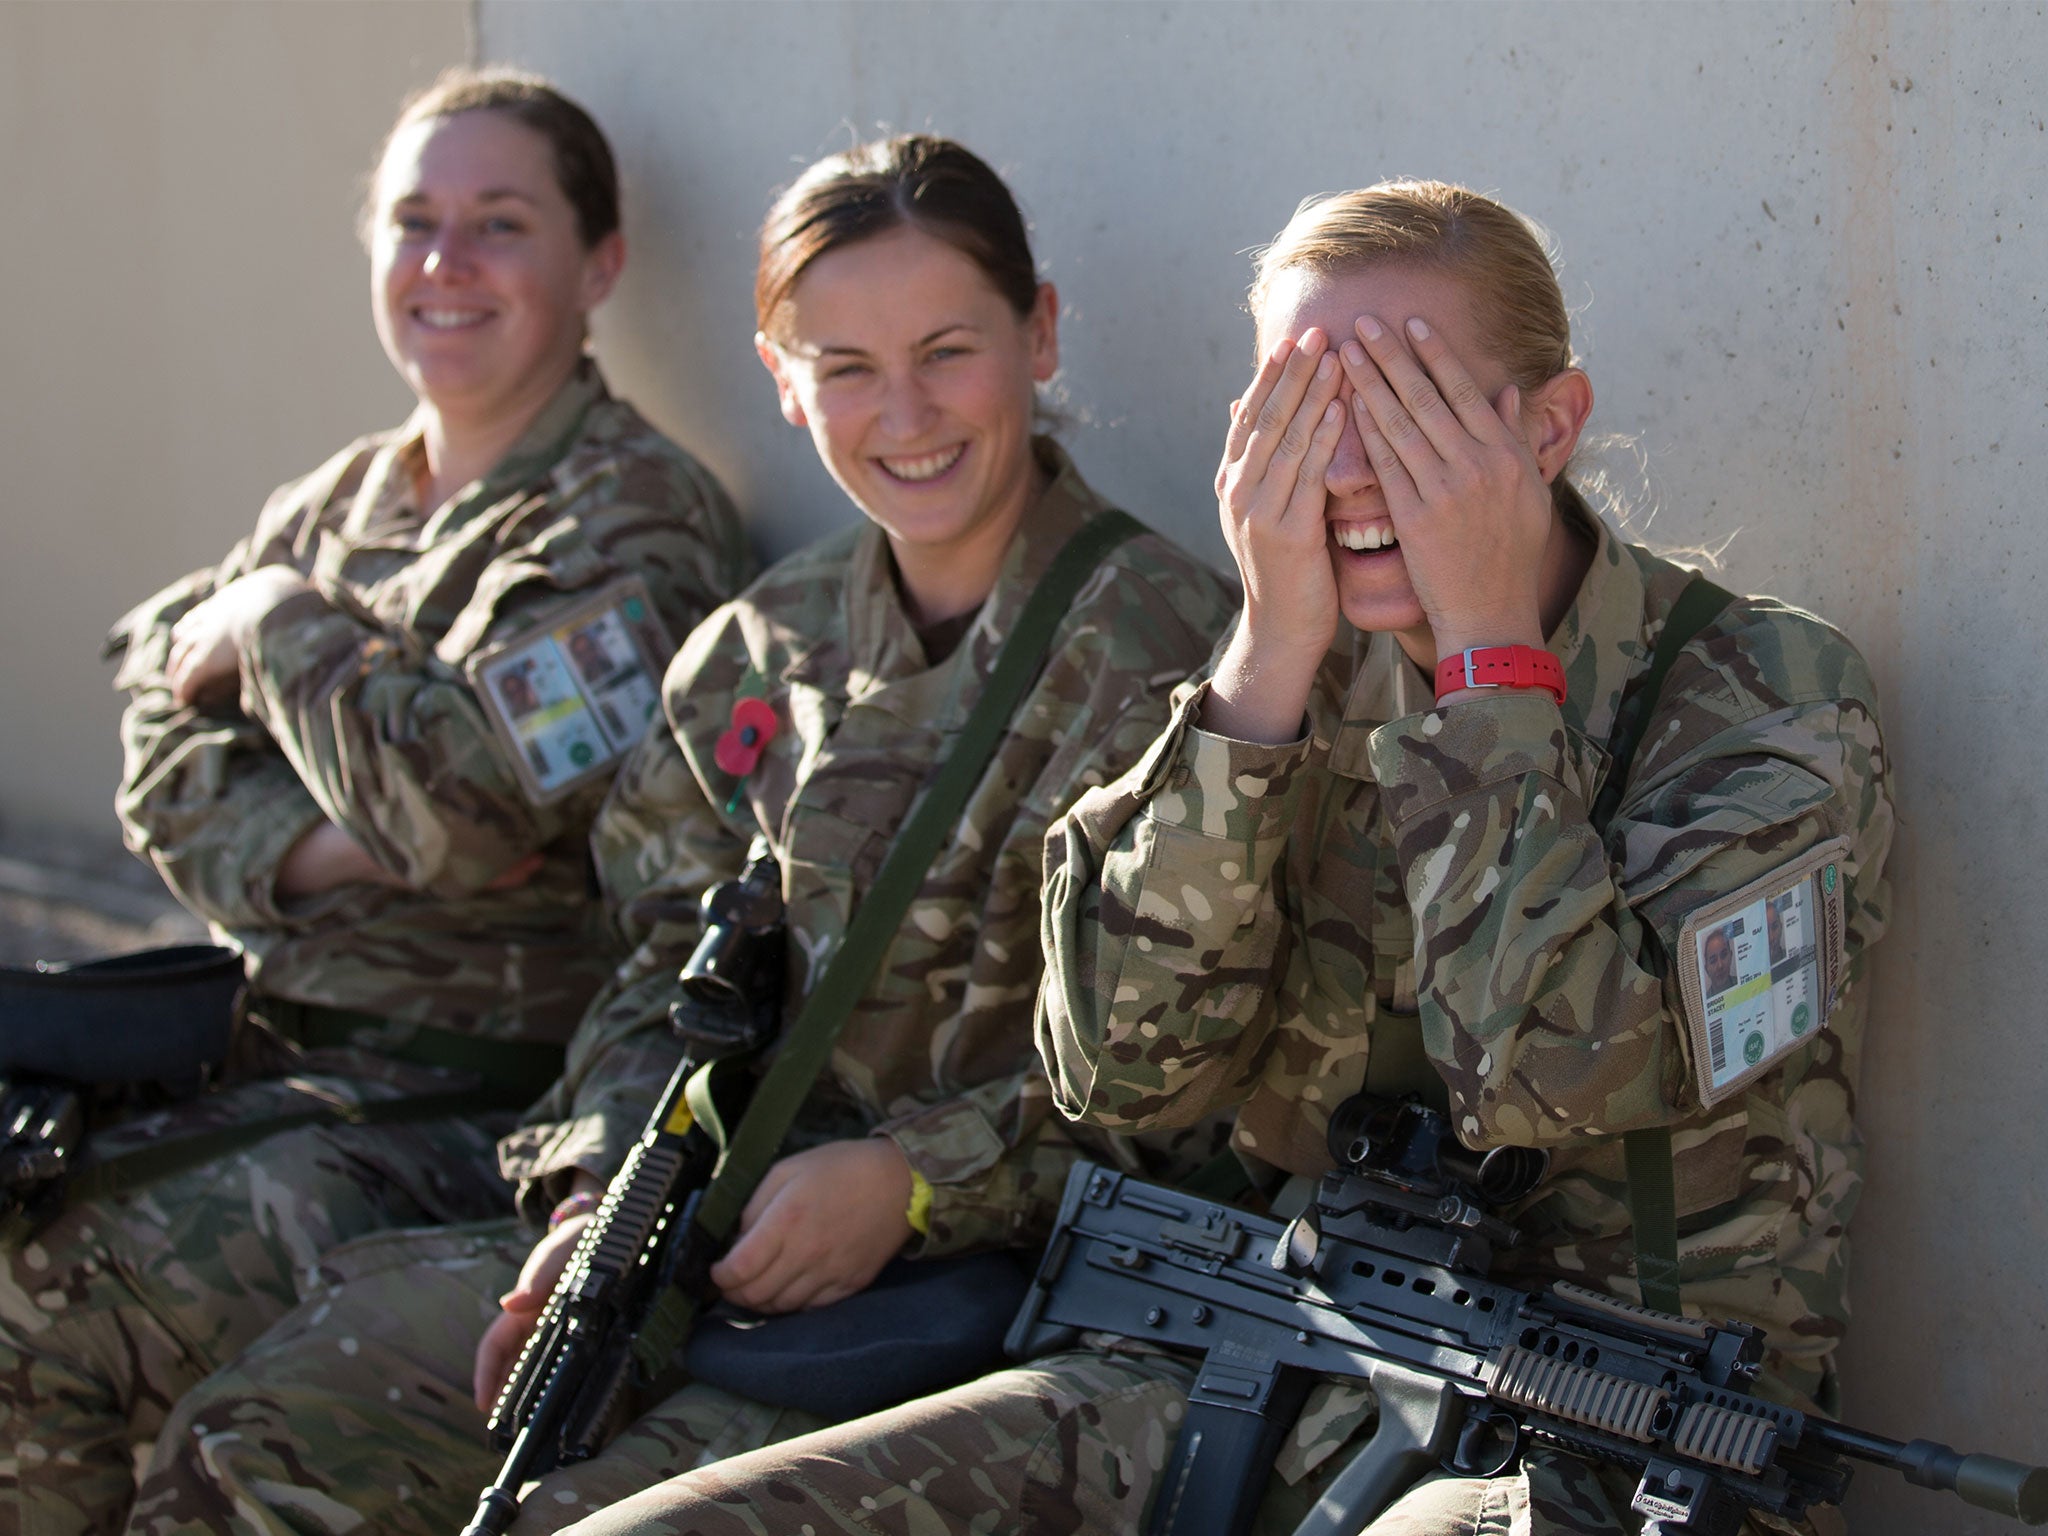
left=464, top=577, right=676, bottom=805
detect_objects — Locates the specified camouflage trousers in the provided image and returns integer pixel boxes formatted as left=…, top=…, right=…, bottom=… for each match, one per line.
left=123, top=1220, right=830, bottom=1536
left=0, top=1065, right=511, bottom=1536
left=538, top=1347, right=1841, bottom=1536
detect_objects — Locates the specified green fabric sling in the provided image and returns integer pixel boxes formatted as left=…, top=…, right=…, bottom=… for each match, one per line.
left=1596, top=575, right=1736, bottom=1316
left=634, top=510, right=1146, bottom=1369
left=685, top=509, right=1146, bottom=1249
left=1335, top=576, right=1732, bottom=1314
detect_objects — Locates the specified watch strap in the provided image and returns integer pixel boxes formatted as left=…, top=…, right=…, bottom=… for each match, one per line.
left=1433, top=644, right=1567, bottom=706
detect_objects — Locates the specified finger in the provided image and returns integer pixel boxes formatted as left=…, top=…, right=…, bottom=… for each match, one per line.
left=1353, top=314, right=1467, bottom=453
left=1346, top=317, right=1461, bottom=467
left=1402, top=316, right=1511, bottom=442
left=754, top=1258, right=835, bottom=1316
left=803, top=1279, right=860, bottom=1311
left=709, top=1216, right=782, bottom=1294
left=473, top=1309, right=534, bottom=1410
left=484, top=853, right=546, bottom=893
left=1495, top=383, right=1524, bottom=438
left=1223, top=339, right=1293, bottom=467
left=1253, top=343, right=1342, bottom=501
left=1282, top=397, right=1346, bottom=533
left=1342, top=331, right=1443, bottom=491
left=1354, top=397, right=1423, bottom=520
left=1238, top=329, right=1330, bottom=487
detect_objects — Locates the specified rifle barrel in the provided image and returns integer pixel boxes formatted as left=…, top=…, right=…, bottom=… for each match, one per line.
left=1808, top=1421, right=2047, bottom=1524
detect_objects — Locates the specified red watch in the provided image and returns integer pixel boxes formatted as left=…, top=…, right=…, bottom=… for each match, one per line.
left=1434, top=644, right=1566, bottom=707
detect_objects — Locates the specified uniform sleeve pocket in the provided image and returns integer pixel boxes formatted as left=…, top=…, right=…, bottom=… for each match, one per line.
left=1616, top=759, right=1837, bottom=902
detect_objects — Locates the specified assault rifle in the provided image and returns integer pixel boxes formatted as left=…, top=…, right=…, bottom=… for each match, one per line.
left=1007, top=1095, right=2047, bottom=1536
left=461, top=852, right=784, bottom=1536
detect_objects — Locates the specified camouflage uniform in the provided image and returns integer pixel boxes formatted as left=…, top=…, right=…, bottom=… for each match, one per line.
left=0, top=361, right=752, bottom=1536
left=121, top=442, right=1240, bottom=1536
left=547, top=495, right=1893, bottom=1536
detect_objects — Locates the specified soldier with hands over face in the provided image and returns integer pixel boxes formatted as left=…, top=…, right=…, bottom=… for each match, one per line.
left=564, top=181, right=1893, bottom=1536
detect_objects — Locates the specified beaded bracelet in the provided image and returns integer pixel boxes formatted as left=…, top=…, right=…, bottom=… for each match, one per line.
left=548, top=1189, right=602, bottom=1230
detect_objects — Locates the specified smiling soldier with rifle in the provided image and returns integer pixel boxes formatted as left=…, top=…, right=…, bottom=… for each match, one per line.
left=124, top=133, right=1239, bottom=1536
left=550, top=179, right=1912, bottom=1536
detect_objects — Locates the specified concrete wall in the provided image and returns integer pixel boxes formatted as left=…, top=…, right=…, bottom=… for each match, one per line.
left=0, top=0, right=471, bottom=842
left=479, top=4, right=2046, bottom=1529
left=2, top=0, right=2041, bottom=1526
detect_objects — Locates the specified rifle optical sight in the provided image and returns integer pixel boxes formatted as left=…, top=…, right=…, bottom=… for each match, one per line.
left=1327, top=1094, right=1548, bottom=1211
left=670, top=853, right=784, bottom=1054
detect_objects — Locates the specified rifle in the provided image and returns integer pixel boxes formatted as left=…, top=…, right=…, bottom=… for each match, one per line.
left=1007, top=1095, right=2047, bottom=1536
left=461, top=851, right=784, bottom=1536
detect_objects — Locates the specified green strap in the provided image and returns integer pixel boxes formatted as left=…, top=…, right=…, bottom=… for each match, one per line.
left=1597, top=575, right=1734, bottom=1316
left=62, top=1002, right=564, bottom=1208
left=1181, top=1148, right=1256, bottom=1203
left=261, top=999, right=566, bottom=1104
left=64, top=1085, right=504, bottom=1206
left=691, top=510, right=1146, bottom=1247
left=1590, top=577, right=1736, bottom=832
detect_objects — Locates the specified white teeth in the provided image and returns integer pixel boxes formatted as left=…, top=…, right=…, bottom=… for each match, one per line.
left=416, top=308, right=489, bottom=329
left=1333, top=524, right=1398, bottom=552
left=880, top=444, right=966, bottom=483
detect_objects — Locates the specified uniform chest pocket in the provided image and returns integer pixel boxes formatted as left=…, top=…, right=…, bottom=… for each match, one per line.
left=1011, top=698, right=1096, bottom=824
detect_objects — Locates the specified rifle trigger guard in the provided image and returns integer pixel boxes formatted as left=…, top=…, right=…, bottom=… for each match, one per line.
left=1446, top=1404, right=1521, bottom=1479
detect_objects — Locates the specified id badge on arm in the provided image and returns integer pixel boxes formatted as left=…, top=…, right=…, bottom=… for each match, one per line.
left=464, top=577, right=675, bottom=804
left=1674, top=836, right=1851, bottom=1108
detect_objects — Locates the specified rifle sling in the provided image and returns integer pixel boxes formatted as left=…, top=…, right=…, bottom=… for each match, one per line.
left=50, top=1002, right=565, bottom=1209
left=65, top=1085, right=510, bottom=1206
left=688, top=510, right=1147, bottom=1249
left=1597, top=575, right=1735, bottom=1317
left=1353, top=577, right=1730, bottom=1318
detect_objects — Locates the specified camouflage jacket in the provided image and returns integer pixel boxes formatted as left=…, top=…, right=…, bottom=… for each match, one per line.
left=1041, top=496, right=1894, bottom=1408
left=109, top=361, right=755, bottom=1040
left=500, top=442, right=1239, bottom=1256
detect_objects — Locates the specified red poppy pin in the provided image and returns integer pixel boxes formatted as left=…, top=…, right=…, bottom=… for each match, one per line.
left=715, top=697, right=779, bottom=778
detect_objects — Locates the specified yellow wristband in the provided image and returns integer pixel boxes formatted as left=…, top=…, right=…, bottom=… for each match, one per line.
left=904, top=1167, right=933, bottom=1236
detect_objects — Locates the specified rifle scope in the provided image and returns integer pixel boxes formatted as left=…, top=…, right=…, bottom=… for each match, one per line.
left=1327, top=1094, right=1547, bottom=1210
left=670, top=852, right=784, bottom=1053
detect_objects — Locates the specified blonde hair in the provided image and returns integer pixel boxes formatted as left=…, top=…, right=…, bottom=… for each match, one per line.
left=1250, top=180, right=1573, bottom=391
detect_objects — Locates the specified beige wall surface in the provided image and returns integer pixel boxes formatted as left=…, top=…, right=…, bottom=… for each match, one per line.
left=2, top=0, right=2043, bottom=1528
left=0, top=0, right=469, bottom=842
left=475, top=2, right=2047, bottom=1530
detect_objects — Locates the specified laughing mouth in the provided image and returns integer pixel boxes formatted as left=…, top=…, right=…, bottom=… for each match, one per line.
left=879, top=444, right=966, bottom=483
left=413, top=307, right=492, bottom=331
left=1332, top=523, right=1398, bottom=551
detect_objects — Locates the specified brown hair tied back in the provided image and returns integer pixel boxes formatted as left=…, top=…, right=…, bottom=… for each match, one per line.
left=1251, top=180, right=1573, bottom=393
left=374, top=65, right=620, bottom=249
left=755, top=134, right=1040, bottom=338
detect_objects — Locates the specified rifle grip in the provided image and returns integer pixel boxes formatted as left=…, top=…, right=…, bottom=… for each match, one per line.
left=1287, top=1364, right=1466, bottom=1536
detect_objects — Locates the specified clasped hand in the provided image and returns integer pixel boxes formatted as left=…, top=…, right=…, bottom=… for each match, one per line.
left=471, top=1137, right=915, bottom=1411
left=166, top=566, right=313, bottom=710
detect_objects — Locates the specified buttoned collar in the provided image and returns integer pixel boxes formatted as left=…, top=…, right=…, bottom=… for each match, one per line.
left=349, top=358, right=609, bottom=545
left=791, top=437, right=1099, bottom=729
